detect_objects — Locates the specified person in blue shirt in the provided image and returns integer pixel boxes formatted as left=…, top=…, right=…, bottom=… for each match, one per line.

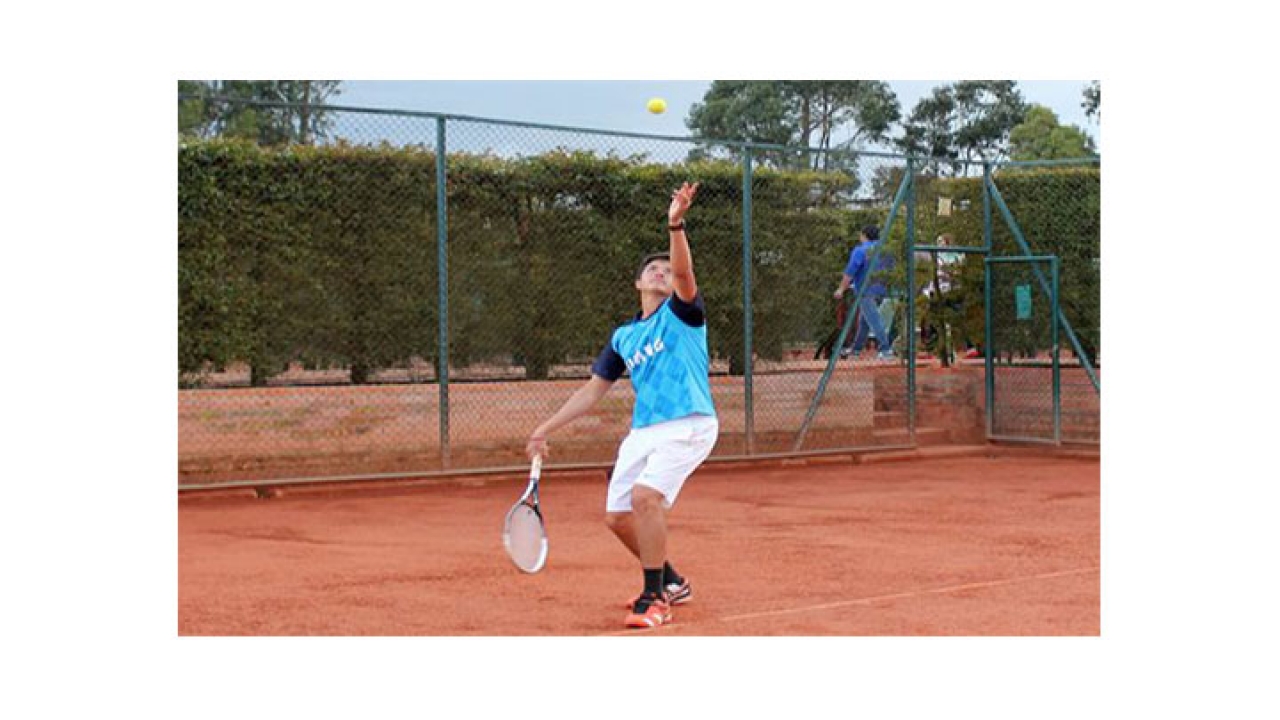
left=834, top=224, right=897, bottom=360
left=526, top=182, right=719, bottom=630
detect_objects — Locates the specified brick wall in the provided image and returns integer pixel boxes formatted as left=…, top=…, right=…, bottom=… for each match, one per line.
left=178, top=362, right=1098, bottom=484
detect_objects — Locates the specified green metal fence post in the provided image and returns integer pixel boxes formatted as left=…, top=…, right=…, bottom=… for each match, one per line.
left=436, top=117, right=451, bottom=467
left=983, top=162, right=994, bottom=439
left=742, top=144, right=755, bottom=455
left=905, top=158, right=917, bottom=442
left=1052, top=257, right=1062, bottom=444
left=983, top=162, right=994, bottom=254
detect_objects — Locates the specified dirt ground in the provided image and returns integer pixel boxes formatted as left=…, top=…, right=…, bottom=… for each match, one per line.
left=178, top=451, right=1099, bottom=636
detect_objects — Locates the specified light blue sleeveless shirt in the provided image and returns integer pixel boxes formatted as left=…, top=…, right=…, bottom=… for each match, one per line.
left=592, top=293, right=716, bottom=429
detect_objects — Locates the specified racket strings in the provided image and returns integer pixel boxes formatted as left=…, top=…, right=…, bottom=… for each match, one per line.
left=505, top=505, right=547, bottom=572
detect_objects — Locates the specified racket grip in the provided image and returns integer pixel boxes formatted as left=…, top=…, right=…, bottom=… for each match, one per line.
left=531, top=454, right=543, bottom=479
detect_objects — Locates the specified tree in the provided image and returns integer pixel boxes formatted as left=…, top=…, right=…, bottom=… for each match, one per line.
left=686, top=81, right=900, bottom=169
left=1009, top=105, right=1097, bottom=161
left=178, top=80, right=343, bottom=145
left=178, top=80, right=219, bottom=138
left=686, top=81, right=792, bottom=144
left=782, top=81, right=900, bottom=167
left=1083, top=81, right=1101, bottom=121
left=897, top=81, right=1029, bottom=176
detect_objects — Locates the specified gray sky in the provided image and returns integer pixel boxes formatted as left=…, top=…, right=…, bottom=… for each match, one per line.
left=333, top=80, right=1099, bottom=152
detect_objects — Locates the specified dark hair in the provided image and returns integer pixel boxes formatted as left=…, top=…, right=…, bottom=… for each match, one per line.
left=861, top=225, right=880, bottom=241
left=636, top=252, right=670, bottom=280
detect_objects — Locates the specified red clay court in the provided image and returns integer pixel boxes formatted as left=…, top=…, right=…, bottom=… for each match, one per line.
left=178, top=449, right=1099, bottom=636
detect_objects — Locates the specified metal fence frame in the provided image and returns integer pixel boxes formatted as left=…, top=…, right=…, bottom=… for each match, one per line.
left=177, top=96, right=1100, bottom=488
left=982, top=158, right=1100, bottom=446
left=985, top=255, right=1061, bottom=443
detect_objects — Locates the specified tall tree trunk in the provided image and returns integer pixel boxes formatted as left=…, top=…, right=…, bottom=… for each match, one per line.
left=814, top=92, right=831, bottom=170
left=797, top=94, right=811, bottom=170
left=817, top=92, right=833, bottom=170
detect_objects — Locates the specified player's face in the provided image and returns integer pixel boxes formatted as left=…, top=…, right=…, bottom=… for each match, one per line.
left=636, top=260, right=673, bottom=294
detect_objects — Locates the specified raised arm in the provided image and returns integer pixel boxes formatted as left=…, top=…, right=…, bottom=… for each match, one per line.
left=667, top=181, right=699, bottom=302
left=526, top=375, right=614, bottom=460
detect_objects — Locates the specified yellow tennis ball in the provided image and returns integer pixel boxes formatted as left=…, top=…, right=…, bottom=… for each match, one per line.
left=647, top=98, right=667, bottom=115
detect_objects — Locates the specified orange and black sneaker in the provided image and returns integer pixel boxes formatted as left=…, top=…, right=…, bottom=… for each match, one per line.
left=664, top=578, right=692, bottom=605
left=624, top=578, right=693, bottom=609
left=624, top=592, right=671, bottom=629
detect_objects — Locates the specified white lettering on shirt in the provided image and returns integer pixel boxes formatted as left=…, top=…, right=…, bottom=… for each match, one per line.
left=625, top=337, right=666, bottom=372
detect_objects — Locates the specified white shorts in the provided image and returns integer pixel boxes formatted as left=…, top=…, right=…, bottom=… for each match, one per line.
left=606, top=414, right=719, bottom=513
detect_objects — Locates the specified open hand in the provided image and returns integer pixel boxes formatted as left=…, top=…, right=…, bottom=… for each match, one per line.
left=668, top=181, right=699, bottom=224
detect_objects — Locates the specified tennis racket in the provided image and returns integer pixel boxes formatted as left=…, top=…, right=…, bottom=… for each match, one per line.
left=502, top=454, right=548, bottom=573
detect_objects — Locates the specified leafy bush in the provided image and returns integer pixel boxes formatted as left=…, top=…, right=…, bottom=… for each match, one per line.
left=179, top=141, right=1099, bottom=385
left=180, top=141, right=863, bottom=384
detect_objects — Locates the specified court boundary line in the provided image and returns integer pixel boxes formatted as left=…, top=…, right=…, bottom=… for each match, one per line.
left=600, top=566, right=1098, bottom=635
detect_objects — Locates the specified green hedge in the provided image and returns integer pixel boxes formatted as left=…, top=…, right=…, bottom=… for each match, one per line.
left=179, top=141, right=865, bottom=385
left=179, top=141, right=439, bottom=385
left=881, top=166, right=1100, bottom=363
left=991, top=167, right=1101, bottom=361
left=179, top=140, right=1099, bottom=385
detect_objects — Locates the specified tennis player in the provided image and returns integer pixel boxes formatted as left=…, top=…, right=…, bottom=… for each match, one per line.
left=525, top=181, right=719, bottom=629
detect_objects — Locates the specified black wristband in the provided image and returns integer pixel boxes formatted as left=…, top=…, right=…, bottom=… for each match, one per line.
left=668, top=222, right=685, bottom=231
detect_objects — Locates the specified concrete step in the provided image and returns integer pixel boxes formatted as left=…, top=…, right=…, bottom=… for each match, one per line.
left=874, top=410, right=908, bottom=429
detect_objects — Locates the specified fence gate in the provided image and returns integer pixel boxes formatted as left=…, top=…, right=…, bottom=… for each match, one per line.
left=985, top=256, right=1060, bottom=443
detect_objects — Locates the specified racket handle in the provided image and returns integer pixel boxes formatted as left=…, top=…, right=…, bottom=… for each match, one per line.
left=530, top=454, right=543, bottom=479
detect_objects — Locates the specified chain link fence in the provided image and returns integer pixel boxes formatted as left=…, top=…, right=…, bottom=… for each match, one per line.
left=178, top=97, right=1099, bottom=486
left=987, top=161, right=1100, bottom=443
left=987, top=257, right=1061, bottom=441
